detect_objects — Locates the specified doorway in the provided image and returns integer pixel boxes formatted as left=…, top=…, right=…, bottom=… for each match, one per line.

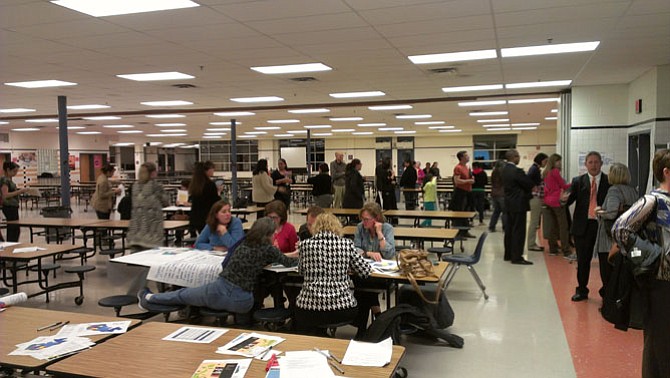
left=628, top=132, right=651, bottom=196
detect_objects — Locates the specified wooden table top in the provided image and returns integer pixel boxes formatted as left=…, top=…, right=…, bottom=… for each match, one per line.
left=0, top=243, right=84, bottom=261
left=296, top=208, right=361, bottom=216
left=47, top=322, right=405, bottom=378
left=343, top=226, right=458, bottom=240
left=5, top=218, right=104, bottom=228
left=383, top=210, right=476, bottom=219
left=86, top=220, right=190, bottom=230
left=0, top=307, right=141, bottom=370
left=370, top=261, right=449, bottom=283
left=230, top=206, right=265, bottom=214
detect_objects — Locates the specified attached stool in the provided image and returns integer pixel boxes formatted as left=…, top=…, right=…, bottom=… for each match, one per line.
left=98, top=248, right=125, bottom=259
left=317, top=320, right=353, bottom=338
left=29, top=263, right=61, bottom=303
left=98, top=295, right=138, bottom=317
left=199, top=308, right=231, bottom=326
left=64, top=265, right=96, bottom=305
left=427, top=245, right=453, bottom=260
left=253, top=308, right=291, bottom=331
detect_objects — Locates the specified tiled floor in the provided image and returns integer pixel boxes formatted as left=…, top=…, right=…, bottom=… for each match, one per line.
left=2, top=202, right=643, bottom=377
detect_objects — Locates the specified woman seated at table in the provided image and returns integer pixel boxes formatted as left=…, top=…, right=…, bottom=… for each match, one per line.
left=295, top=213, right=371, bottom=335
left=138, top=217, right=298, bottom=313
left=194, top=199, right=244, bottom=251
left=352, top=202, right=396, bottom=338
left=265, top=200, right=298, bottom=254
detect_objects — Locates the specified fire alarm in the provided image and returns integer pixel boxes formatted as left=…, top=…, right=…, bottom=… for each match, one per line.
left=635, top=99, right=642, bottom=114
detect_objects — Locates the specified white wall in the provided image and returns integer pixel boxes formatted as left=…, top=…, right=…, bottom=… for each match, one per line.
left=572, top=85, right=629, bottom=127
left=657, top=65, right=670, bottom=119
left=628, top=67, right=658, bottom=124
left=1, top=130, right=112, bottom=152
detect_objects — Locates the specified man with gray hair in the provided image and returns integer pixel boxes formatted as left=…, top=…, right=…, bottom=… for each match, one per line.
left=330, top=152, right=346, bottom=208
left=502, top=149, right=536, bottom=265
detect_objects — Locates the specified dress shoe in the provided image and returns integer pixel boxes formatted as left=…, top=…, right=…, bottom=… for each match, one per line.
left=528, top=246, right=544, bottom=252
left=571, top=293, right=588, bottom=302
left=511, top=259, right=533, bottom=265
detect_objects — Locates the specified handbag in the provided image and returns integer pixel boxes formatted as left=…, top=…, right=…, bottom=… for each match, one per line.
left=397, top=249, right=439, bottom=304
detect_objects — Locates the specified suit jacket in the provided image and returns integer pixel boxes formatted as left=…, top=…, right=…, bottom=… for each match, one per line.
left=567, top=172, right=610, bottom=236
left=502, top=162, right=535, bottom=212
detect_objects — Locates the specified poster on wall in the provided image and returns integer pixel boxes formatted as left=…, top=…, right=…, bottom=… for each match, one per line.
left=12, top=151, right=38, bottom=185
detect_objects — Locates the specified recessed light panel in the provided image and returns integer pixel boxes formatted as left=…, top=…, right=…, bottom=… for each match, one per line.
left=508, top=98, right=559, bottom=104
left=477, top=119, right=510, bottom=123
left=67, top=104, right=110, bottom=110
left=50, top=0, right=200, bottom=17
left=83, top=116, right=121, bottom=120
left=146, top=114, right=185, bottom=118
left=469, top=111, right=508, bottom=116
left=415, top=121, right=445, bottom=125
left=396, top=114, right=431, bottom=119
left=155, top=123, right=186, bottom=127
left=118, top=130, right=143, bottom=134
left=76, top=131, right=102, bottom=135
left=288, top=108, right=330, bottom=114
left=358, top=123, right=386, bottom=127
left=368, top=105, right=413, bottom=111
left=329, top=91, right=385, bottom=98
left=255, top=127, right=281, bottom=130
left=26, top=118, right=58, bottom=123
left=117, top=72, right=194, bottom=81
left=251, top=63, right=332, bottom=74
left=304, top=125, right=331, bottom=129
left=141, top=100, right=193, bottom=106
left=330, top=117, right=363, bottom=122
left=379, top=127, right=403, bottom=131
left=408, top=49, right=497, bottom=64
left=102, top=124, right=134, bottom=128
left=5, top=80, right=77, bottom=88
left=458, top=100, right=507, bottom=107
left=442, top=84, right=503, bottom=93
left=505, top=80, right=571, bottom=89
left=12, top=128, right=40, bottom=132
left=214, top=112, right=255, bottom=116
left=501, top=41, right=600, bottom=58
left=0, top=108, right=36, bottom=113
left=230, top=96, right=283, bottom=103
left=267, top=119, right=299, bottom=124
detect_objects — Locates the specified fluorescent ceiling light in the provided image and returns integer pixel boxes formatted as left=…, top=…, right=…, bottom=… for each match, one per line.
left=312, top=133, right=332, bottom=136
left=508, top=98, right=559, bottom=104
left=545, top=117, right=558, bottom=120
left=147, top=133, right=187, bottom=137
left=330, top=117, right=363, bottom=122
left=77, top=131, right=102, bottom=135
left=64, top=126, right=85, bottom=130
left=245, top=131, right=267, bottom=135
left=12, top=128, right=40, bottom=132
left=118, top=130, right=143, bottom=134
left=439, top=129, right=463, bottom=133
left=501, top=41, right=600, bottom=58
left=287, top=130, right=307, bottom=134
left=160, top=129, right=187, bottom=132
left=251, top=63, right=332, bottom=75
left=304, top=125, right=331, bottom=129
left=113, top=142, right=135, bottom=146
left=368, top=105, right=413, bottom=111
left=429, top=126, right=455, bottom=129
left=415, top=121, right=445, bottom=125
left=352, top=132, right=373, bottom=135
left=487, top=128, right=511, bottom=131
left=288, top=108, right=330, bottom=114
left=551, top=109, right=558, bottom=113
left=67, top=104, right=110, bottom=110
left=482, top=124, right=510, bottom=127
left=274, top=134, right=295, bottom=137
left=209, top=122, right=238, bottom=126
left=117, top=72, right=194, bottom=81
left=146, top=114, right=185, bottom=118
left=408, top=49, right=497, bottom=64
left=26, top=118, right=58, bottom=123
left=505, top=80, right=571, bottom=89
left=155, top=123, right=186, bottom=127
left=267, top=119, right=299, bottom=124
left=5, top=80, right=77, bottom=88
left=511, top=123, right=540, bottom=126
left=149, top=142, right=162, bottom=146
left=396, top=114, right=431, bottom=119
left=239, top=135, right=257, bottom=138
left=83, top=116, right=120, bottom=120
left=379, top=127, right=403, bottom=131
left=0, top=108, right=36, bottom=113
left=458, top=100, right=507, bottom=107
left=469, top=111, right=508, bottom=116
left=442, top=84, right=503, bottom=93
left=141, top=100, right=193, bottom=106
left=395, top=130, right=416, bottom=134
left=102, top=124, right=134, bottom=128
left=0, top=121, right=7, bottom=125
left=50, top=0, right=200, bottom=17
left=358, top=123, right=386, bottom=127
left=163, top=143, right=186, bottom=147
left=332, top=129, right=355, bottom=133
left=255, top=126, right=281, bottom=130
left=204, top=132, right=227, bottom=136
left=477, top=119, right=510, bottom=123
left=207, top=128, right=230, bottom=132
left=512, top=127, right=538, bottom=130
left=202, top=135, right=222, bottom=139
left=329, top=91, right=385, bottom=98
left=230, top=96, right=283, bottom=103
left=214, top=112, right=255, bottom=116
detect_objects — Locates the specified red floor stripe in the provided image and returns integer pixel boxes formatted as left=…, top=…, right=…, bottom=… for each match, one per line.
left=543, top=250, right=643, bottom=377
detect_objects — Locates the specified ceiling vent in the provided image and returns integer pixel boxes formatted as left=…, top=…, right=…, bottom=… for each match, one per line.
left=171, top=83, right=197, bottom=89
left=428, top=67, right=458, bottom=74
left=290, top=77, right=317, bottom=82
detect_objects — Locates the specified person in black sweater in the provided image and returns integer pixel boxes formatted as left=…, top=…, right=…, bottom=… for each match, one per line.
left=307, top=163, right=333, bottom=208
left=471, top=162, right=488, bottom=224
left=399, top=159, right=418, bottom=210
left=343, top=159, right=365, bottom=209
left=375, top=156, right=397, bottom=211
left=189, top=161, right=220, bottom=236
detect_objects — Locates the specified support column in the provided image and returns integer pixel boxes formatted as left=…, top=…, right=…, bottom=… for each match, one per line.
left=57, top=96, right=71, bottom=208
left=306, top=130, right=312, bottom=174
left=230, top=119, right=238, bottom=203
left=558, top=91, right=572, bottom=178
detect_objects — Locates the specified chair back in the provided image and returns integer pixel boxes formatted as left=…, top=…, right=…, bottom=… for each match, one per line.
left=469, top=231, right=489, bottom=264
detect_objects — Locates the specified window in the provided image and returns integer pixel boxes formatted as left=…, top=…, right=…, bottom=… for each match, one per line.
left=473, top=135, right=517, bottom=169
left=199, top=140, right=258, bottom=172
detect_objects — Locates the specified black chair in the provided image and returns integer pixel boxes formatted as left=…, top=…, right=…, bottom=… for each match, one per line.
left=64, top=265, right=96, bottom=305
left=441, top=231, right=489, bottom=300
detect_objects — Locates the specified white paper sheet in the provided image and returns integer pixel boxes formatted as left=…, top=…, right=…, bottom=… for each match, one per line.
left=0, top=242, right=21, bottom=248
left=12, top=247, right=46, bottom=253
left=10, top=336, right=94, bottom=361
left=216, top=332, right=285, bottom=358
left=147, top=252, right=223, bottom=287
left=56, top=321, right=132, bottom=337
left=341, top=337, right=393, bottom=367
left=163, top=326, right=228, bottom=344
left=280, top=351, right=336, bottom=377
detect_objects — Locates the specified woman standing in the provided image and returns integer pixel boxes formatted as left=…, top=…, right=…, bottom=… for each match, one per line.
left=252, top=159, right=280, bottom=207
left=613, top=149, right=670, bottom=378
left=415, top=161, right=425, bottom=188
left=295, top=213, right=370, bottom=335
left=375, top=157, right=397, bottom=211
left=488, top=160, right=506, bottom=233
left=1, top=162, right=28, bottom=241
left=194, top=199, right=245, bottom=251
left=189, top=161, right=219, bottom=236
left=471, top=162, right=488, bottom=225
left=542, top=154, right=572, bottom=257
left=127, top=162, right=170, bottom=250
left=271, top=158, right=293, bottom=210
left=91, top=164, right=121, bottom=220
left=307, top=163, right=332, bottom=208
left=343, top=159, right=365, bottom=209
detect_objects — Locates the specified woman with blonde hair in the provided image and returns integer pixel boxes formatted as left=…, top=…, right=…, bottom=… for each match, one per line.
left=542, top=154, right=572, bottom=257
left=295, top=213, right=370, bottom=335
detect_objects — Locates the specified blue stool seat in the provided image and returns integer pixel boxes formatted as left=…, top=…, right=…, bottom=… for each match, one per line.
left=253, top=308, right=291, bottom=331
left=98, top=295, right=138, bottom=317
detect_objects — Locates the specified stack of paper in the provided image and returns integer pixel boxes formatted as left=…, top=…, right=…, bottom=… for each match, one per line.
left=216, top=333, right=285, bottom=358
left=342, top=337, right=393, bottom=367
left=280, top=351, right=336, bottom=377
left=9, top=336, right=94, bottom=360
left=369, top=259, right=400, bottom=273
left=55, top=321, right=132, bottom=337
left=13, top=247, right=46, bottom=253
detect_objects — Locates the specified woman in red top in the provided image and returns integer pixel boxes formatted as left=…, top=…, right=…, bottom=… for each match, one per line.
left=542, top=154, right=572, bottom=257
left=265, top=200, right=298, bottom=253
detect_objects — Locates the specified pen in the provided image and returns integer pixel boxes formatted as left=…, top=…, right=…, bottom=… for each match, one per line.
left=49, top=320, right=69, bottom=332
left=259, top=345, right=273, bottom=359
left=314, top=348, right=342, bottom=364
left=329, top=361, right=345, bottom=375
left=37, top=321, right=61, bottom=331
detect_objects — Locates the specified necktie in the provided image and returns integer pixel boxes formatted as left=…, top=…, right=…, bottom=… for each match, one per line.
left=588, top=176, right=597, bottom=219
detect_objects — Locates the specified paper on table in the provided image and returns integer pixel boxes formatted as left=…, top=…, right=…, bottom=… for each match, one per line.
left=191, top=359, right=251, bottom=378
left=163, top=326, right=228, bottom=344
left=10, top=336, right=94, bottom=361
left=280, top=351, right=336, bottom=377
left=147, top=253, right=223, bottom=288
left=177, top=189, right=189, bottom=205
left=341, top=337, right=393, bottom=367
left=216, top=332, right=285, bottom=358
left=264, top=263, right=298, bottom=273
left=56, top=321, right=132, bottom=337
left=13, top=247, right=46, bottom=253
left=0, top=241, right=20, bottom=248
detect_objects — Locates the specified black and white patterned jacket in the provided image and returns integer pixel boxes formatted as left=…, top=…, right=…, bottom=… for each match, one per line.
left=297, top=231, right=371, bottom=311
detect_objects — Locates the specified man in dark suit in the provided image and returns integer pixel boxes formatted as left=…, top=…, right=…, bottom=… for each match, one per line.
left=502, top=149, right=536, bottom=265
left=566, top=151, right=610, bottom=301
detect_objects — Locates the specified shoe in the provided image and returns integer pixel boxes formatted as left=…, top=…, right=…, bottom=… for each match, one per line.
left=571, top=293, right=588, bottom=302
left=464, top=232, right=477, bottom=239
left=528, top=246, right=543, bottom=252
left=563, top=254, right=577, bottom=261
left=511, top=259, right=533, bottom=265
left=137, top=287, right=153, bottom=311
left=488, top=228, right=496, bottom=233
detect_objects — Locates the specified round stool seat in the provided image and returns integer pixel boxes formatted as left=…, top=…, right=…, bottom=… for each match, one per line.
left=64, top=265, right=96, bottom=274
left=253, top=308, right=291, bottom=323
left=69, top=247, right=94, bottom=254
left=98, top=295, right=138, bottom=308
left=0, top=288, right=9, bottom=296
left=30, top=263, right=60, bottom=272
